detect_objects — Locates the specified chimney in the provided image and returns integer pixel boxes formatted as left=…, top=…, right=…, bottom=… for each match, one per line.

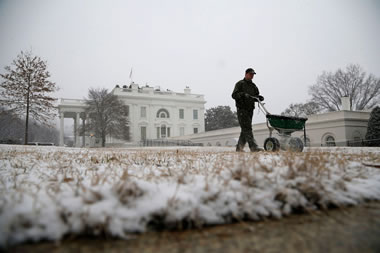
left=131, top=82, right=139, bottom=93
left=184, top=86, right=191, bottom=94
left=341, top=96, right=351, bottom=111
left=143, top=85, right=154, bottom=94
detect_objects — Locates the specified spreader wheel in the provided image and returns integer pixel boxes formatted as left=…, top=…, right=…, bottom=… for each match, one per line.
left=264, top=137, right=280, bottom=152
left=288, top=137, right=304, bottom=152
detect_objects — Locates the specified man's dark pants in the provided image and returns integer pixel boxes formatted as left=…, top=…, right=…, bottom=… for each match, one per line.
left=236, top=107, right=257, bottom=151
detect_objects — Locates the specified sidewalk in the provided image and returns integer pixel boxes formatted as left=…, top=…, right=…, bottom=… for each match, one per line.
left=8, top=202, right=380, bottom=253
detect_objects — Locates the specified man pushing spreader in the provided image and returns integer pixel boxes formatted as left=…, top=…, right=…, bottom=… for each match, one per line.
left=232, top=68, right=308, bottom=153
left=232, top=68, right=264, bottom=152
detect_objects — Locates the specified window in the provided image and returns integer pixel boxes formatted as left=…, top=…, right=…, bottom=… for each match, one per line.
left=167, top=128, right=170, bottom=137
left=325, top=136, right=336, bottom=147
left=140, top=126, right=146, bottom=141
left=351, top=131, right=362, bottom=146
left=157, top=127, right=160, bottom=139
left=125, top=105, right=130, bottom=117
left=179, top=109, right=184, bottom=119
left=193, top=128, right=198, bottom=134
left=161, top=126, right=166, bottom=138
left=156, top=108, right=170, bottom=118
left=352, top=131, right=361, bottom=142
left=125, top=126, right=130, bottom=141
left=193, top=109, right=198, bottom=120
left=180, top=127, right=185, bottom=136
left=140, top=107, right=146, bottom=118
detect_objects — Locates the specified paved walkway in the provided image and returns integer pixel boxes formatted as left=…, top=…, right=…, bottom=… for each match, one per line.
left=8, top=202, right=380, bottom=253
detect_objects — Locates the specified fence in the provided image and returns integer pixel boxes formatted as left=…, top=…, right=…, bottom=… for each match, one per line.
left=140, top=139, right=203, bottom=147
left=314, top=138, right=380, bottom=147
left=346, top=138, right=380, bottom=147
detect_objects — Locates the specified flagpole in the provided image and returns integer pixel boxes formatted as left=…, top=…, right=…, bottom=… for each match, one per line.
left=129, top=67, right=133, bottom=83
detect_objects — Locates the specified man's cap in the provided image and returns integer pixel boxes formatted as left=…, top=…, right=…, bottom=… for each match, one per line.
left=245, top=68, right=256, bottom=74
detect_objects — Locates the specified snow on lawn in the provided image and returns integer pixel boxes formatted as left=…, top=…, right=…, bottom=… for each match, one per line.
left=1, top=145, right=380, bottom=246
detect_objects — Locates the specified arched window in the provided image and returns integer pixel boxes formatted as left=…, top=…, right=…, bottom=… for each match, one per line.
left=325, top=135, right=336, bottom=147
left=352, top=131, right=361, bottom=142
left=156, top=108, right=170, bottom=118
left=216, top=141, right=221, bottom=146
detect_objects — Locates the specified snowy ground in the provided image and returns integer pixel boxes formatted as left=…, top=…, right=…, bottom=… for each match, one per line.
left=1, top=145, right=380, bottom=247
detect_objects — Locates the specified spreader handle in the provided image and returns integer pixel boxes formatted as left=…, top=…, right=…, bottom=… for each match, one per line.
left=249, top=95, right=271, bottom=115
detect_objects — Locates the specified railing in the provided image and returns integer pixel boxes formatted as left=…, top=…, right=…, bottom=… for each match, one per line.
left=27, top=142, right=55, bottom=146
left=60, top=98, right=87, bottom=105
left=314, top=138, right=380, bottom=147
left=346, top=138, right=380, bottom=147
left=116, top=87, right=204, bottom=99
left=140, top=139, right=203, bottom=147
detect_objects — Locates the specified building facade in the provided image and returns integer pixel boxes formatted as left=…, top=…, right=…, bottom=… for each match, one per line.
left=173, top=109, right=371, bottom=148
left=57, top=84, right=206, bottom=147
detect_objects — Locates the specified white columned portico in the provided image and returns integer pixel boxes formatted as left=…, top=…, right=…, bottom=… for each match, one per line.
left=58, top=98, right=88, bottom=147
left=59, top=112, right=64, bottom=146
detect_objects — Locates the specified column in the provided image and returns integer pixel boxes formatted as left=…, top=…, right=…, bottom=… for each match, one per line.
left=59, top=112, right=64, bottom=146
left=73, top=115, right=77, bottom=147
left=82, top=113, right=86, bottom=147
left=76, top=112, right=80, bottom=147
left=131, top=104, right=138, bottom=142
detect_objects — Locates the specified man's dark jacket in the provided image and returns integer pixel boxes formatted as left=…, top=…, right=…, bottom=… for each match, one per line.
left=231, top=78, right=260, bottom=111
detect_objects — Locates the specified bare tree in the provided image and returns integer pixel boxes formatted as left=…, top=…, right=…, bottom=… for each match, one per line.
left=281, top=101, right=321, bottom=117
left=0, top=50, right=58, bottom=144
left=85, top=88, right=129, bottom=147
left=309, top=64, right=380, bottom=111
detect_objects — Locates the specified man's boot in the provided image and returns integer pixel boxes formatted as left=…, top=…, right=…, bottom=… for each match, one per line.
left=249, top=140, right=263, bottom=152
left=236, top=144, right=245, bottom=152
left=250, top=146, right=263, bottom=152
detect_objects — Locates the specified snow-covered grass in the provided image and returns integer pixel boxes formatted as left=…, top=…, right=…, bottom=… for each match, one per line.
left=1, top=145, right=380, bottom=247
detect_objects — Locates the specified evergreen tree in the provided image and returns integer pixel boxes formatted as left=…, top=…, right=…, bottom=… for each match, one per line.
left=365, top=106, right=380, bottom=146
left=205, top=106, right=239, bottom=131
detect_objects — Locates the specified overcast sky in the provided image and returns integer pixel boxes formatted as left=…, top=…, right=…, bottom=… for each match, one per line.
left=0, top=0, right=379, bottom=123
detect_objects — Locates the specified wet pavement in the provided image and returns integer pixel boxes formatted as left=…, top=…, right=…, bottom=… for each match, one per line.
left=7, top=202, right=380, bottom=253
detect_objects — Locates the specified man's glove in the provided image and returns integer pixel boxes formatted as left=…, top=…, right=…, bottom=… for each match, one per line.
left=258, top=95, right=264, bottom=101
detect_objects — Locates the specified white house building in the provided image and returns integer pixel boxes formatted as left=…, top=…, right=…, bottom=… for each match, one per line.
left=58, top=83, right=206, bottom=147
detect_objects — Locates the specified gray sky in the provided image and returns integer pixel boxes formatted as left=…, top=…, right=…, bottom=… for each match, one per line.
left=1, top=0, right=379, bottom=123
